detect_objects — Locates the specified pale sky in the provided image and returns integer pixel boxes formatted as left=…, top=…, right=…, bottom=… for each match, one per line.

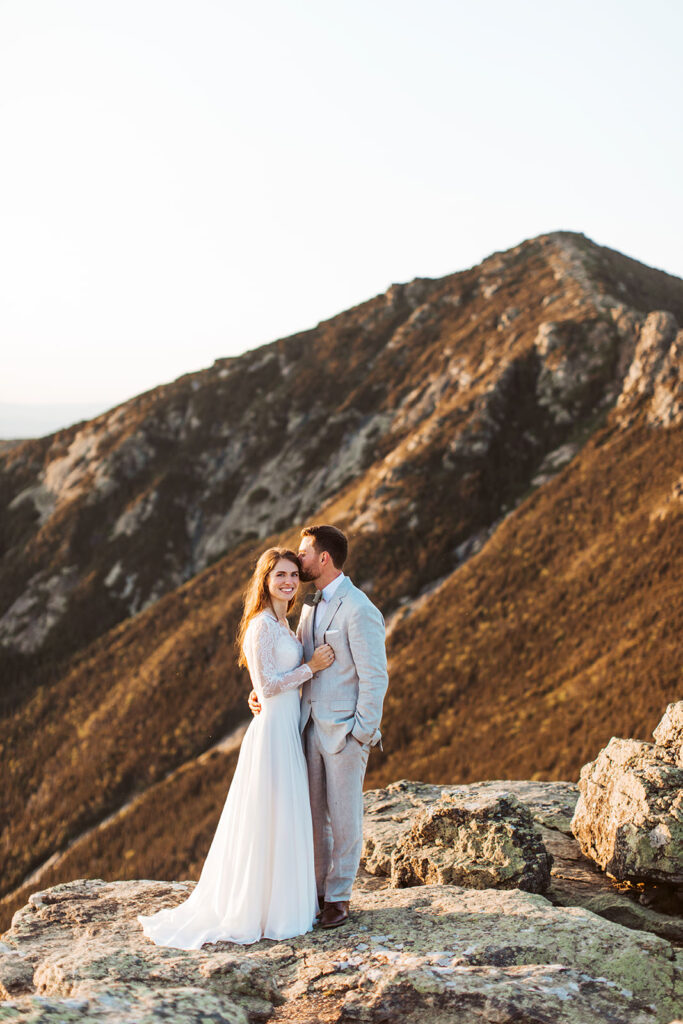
left=1, top=0, right=682, bottom=437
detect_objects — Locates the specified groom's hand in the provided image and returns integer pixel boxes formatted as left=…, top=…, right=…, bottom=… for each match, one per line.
left=248, top=689, right=261, bottom=716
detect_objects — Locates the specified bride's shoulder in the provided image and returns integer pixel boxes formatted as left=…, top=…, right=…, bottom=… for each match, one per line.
left=245, top=609, right=277, bottom=635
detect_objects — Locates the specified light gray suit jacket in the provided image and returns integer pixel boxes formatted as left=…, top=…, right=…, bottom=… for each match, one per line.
left=298, top=576, right=388, bottom=755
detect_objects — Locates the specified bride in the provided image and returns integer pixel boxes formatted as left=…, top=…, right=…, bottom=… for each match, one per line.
left=137, top=547, right=335, bottom=948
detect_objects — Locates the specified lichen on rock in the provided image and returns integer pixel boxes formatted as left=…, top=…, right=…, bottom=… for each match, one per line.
left=1, top=876, right=682, bottom=1024
left=390, top=791, right=552, bottom=893
left=571, top=702, right=683, bottom=886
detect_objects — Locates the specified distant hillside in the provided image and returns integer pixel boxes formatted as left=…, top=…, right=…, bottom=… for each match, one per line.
left=1, top=230, right=682, bottom=933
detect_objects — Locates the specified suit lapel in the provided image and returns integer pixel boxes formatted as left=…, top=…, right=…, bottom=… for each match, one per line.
left=301, top=604, right=315, bottom=659
left=316, top=576, right=352, bottom=638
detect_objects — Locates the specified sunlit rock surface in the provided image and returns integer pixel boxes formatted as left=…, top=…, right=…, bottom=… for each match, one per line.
left=2, top=765, right=683, bottom=1023
left=389, top=791, right=552, bottom=893
left=0, top=875, right=681, bottom=1024
left=572, top=702, right=683, bottom=886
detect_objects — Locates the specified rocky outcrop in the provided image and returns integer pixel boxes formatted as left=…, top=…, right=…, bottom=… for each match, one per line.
left=362, top=781, right=579, bottom=880
left=571, top=702, right=683, bottom=886
left=1, top=771, right=683, bottom=1023
left=0, top=852, right=681, bottom=1022
left=362, top=779, right=683, bottom=945
left=617, top=310, right=683, bottom=427
left=534, top=317, right=619, bottom=427
left=388, top=791, right=552, bottom=893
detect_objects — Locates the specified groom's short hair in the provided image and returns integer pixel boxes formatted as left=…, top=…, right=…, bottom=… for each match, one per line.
left=301, top=524, right=348, bottom=569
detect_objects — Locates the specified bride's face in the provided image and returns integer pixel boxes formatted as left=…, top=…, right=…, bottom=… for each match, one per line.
left=267, top=558, right=300, bottom=603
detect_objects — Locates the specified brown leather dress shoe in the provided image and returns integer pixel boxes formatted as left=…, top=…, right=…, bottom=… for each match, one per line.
left=315, top=895, right=325, bottom=920
left=319, top=900, right=349, bottom=929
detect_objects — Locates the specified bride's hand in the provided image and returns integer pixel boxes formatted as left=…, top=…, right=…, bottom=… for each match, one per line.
left=308, top=643, right=335, bottom=673
left=248, top=689, right=261, bottom=716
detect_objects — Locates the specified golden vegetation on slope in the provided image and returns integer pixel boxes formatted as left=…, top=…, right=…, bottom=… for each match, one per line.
left=1, top=541, right=255, bottom=898
left=1, top=745, right=241, bottom=929
left=369, top=417, right=682, bottom=787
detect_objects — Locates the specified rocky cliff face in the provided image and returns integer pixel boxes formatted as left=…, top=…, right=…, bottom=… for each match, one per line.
left=1, top=231, right=682, bottom=936
left=2, top=231, right=681, bottom=665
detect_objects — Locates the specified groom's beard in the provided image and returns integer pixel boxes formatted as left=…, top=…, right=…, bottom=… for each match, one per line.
left=299, top=569, right=318, bottom=583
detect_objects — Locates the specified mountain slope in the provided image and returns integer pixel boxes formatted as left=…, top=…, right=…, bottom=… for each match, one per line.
left=1, top=230, right=682, bottom=932
left=5, top=230, right=680, bottom=684
left=376, top=417, right=682, bottom=786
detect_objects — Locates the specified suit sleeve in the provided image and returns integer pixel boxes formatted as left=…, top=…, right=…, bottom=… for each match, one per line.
left=347, top=598, right=388, bottom=745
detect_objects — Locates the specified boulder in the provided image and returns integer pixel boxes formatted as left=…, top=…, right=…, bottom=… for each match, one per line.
left=653, top=701, right=683, bottom=767
left=391, top=791, right=552, bottom=893
left=571, top=703, right=683, bottom=885
left=361, top=778, right=578, bottom=879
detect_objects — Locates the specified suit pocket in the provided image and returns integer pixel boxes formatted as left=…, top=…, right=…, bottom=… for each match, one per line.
left=329, top=700, right=355, bottom=712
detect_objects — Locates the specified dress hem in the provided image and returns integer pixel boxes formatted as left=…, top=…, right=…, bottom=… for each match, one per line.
left=136, top=914, right=316, bottom=950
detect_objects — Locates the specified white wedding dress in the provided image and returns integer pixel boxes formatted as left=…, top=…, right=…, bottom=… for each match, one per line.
left=137, top=609, right=318, bottom=948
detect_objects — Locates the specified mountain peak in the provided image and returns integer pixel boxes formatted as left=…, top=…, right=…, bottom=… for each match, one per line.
left=1, top=234, right=681, bottom=935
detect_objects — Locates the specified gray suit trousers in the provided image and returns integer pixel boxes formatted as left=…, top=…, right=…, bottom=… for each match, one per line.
left=304, top=719, right=370, bottom=902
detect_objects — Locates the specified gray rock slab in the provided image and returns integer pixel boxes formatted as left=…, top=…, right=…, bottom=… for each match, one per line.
left=1, top=876, right=682, bottom=1023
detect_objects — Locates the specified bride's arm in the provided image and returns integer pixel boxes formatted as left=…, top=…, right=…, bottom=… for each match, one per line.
left=245, top=615, right=313, bottom=699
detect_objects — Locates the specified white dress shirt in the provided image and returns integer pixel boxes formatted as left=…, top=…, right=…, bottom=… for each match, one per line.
left=314, top=573, right=345, bottom=635
left=321, top=572, right=345, bottom=604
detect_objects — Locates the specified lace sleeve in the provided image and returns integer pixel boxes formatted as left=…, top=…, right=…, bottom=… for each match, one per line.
left=244, top=614, right=312, bottom=699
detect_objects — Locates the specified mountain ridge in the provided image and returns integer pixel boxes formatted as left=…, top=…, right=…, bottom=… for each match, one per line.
left=1, top=229, right=681, bottom=934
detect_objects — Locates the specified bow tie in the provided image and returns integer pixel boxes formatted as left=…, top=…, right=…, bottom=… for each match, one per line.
left=303, top=590, right=323, bottom=606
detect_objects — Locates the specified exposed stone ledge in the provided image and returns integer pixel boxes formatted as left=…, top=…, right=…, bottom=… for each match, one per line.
left=1, top=771, right=682, bottom=1024
left=362, top=778, right=683, bottom=944
left=0, top=876, right=681, bottom=1024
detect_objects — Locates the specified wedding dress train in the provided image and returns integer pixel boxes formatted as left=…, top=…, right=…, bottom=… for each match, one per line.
left=137, top=609, right=318, bottom=948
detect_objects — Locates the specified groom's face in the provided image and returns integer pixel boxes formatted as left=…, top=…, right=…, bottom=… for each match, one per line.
left=297, top=535, right=323, bottom=583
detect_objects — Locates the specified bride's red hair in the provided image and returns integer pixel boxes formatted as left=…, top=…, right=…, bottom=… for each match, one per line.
left=236, top=547, right=302, bottom=668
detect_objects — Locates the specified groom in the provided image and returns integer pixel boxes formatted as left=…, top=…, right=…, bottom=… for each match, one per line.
left=249, top=524, right=388, bottom=929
